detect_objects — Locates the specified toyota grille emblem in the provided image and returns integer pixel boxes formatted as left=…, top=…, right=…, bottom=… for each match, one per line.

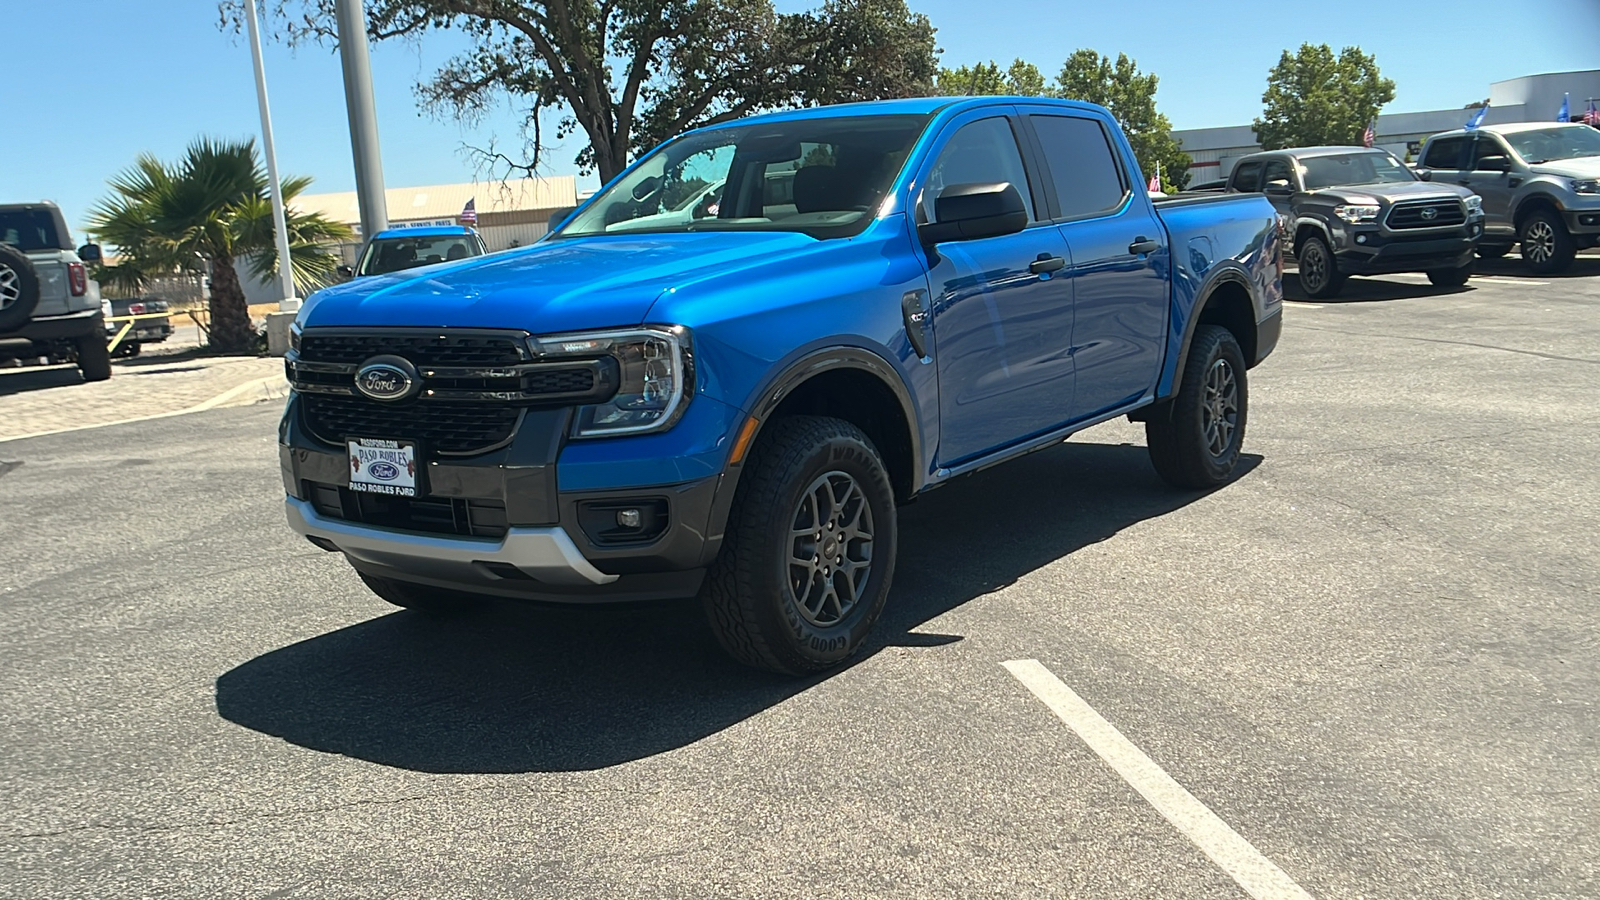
left=1420, top=206, right=1439, bottom=221
left=354, top=355, right=421, bottom=402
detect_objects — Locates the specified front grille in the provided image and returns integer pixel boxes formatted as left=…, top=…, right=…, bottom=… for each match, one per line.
left=299, top=331, right=526, bottom=367
left=1386, top=199, right=1466, bottom=230
left=306, top=481, right=508, bottom=539
left=303, top=394, right=521, bottom=455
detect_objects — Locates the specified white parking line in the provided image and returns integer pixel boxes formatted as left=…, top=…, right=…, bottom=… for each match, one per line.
left=1281, top=301, right=1323, bottom=309
left=1472, top=277, right=1550, bottom=286
left=1002, top=659, right=1316, bottom=900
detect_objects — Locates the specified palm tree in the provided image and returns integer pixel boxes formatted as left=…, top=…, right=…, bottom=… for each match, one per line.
left=89, top=138, right=352, bottom=352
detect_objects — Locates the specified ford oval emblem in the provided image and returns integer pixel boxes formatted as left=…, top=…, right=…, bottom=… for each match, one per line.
left=354, top=355, right=420, bottom=402
left=369, top=461, right=401, bottom=481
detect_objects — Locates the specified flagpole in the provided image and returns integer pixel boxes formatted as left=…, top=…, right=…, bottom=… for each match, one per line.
left=244, top=0, right=298, bottom=313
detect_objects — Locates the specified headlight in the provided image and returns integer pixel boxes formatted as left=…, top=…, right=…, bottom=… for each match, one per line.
left=1464, top=195, right=1483, bottom=211
left=1573, top=179, right=1600, bottom=195
left=288, top=322, right=302, bottom=354
left=1334, top=204, right=1381, bottom=224
left=532, top=326, right=693, bottom=438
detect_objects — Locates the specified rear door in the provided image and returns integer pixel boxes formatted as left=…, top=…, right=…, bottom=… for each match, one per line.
left=1022, top=109, right=1170, bottom=417
left=920, top=109, right=1078, bottom=465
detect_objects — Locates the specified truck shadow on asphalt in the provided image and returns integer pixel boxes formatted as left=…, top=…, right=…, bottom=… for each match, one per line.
left=1285, top=275, right=1470, bottom=304
left=216, top=441, right=1259, bottom=774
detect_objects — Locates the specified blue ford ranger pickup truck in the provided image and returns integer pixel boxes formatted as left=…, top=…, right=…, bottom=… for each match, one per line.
left=281, top=97, right=1283, bottom=674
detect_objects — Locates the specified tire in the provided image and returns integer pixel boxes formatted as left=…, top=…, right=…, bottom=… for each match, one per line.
left=75, top=332, right=112, bottom=382
left=701, top=415, right=897, bottom=675
left=0, top=244, right=41, bottom=332
left=357, top=571, right=486, bottom=615
left=1476, top=243, right=1513, bottom=260
left=1296, top=235, right=1345, bottom=299
left=1146, top=325, right=1248, bottom=489
left=1519, top=209, right=1576, bottom=275
left=1426, top=262, right=1473, bottom=287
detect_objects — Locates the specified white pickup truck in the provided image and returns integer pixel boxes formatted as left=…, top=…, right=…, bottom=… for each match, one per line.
left=0, top=202, right=111, bottom=381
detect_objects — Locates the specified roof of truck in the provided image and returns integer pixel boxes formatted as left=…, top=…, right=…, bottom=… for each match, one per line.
left=693, top=96, right=1111, bottom=130
left=368, top=226, right=477, bottom=240
left=1245, top=146, right=1389, bottom=159
left=1430, top=122, right=1588, bottom=138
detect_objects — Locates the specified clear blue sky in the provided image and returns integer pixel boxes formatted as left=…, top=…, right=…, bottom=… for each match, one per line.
left=5, top=0, right=1591, bottom=237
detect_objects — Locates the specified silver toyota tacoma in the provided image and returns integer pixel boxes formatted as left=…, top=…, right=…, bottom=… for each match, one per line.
left=1416, top=122, right=1600, bottom=274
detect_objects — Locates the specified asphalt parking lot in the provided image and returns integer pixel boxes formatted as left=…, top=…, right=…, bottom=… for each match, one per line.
left=2, top=258, right=1597, bottom=899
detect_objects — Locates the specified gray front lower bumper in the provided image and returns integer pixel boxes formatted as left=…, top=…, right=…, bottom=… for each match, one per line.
left=285, top=497, right=618, bottom=587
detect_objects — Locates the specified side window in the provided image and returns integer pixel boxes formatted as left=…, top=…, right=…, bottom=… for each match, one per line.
left=921, top=117, right=1035, bottom=223
left=1231, top=161, right=1264, bottom=192
left=1471, top=137, right=1510, bottom=168
left=1423, top=137, right=1468, bottom=170
left=1029, top=114, right=1128, bottom=219
left=1261, top=158, right=1295, bottom=189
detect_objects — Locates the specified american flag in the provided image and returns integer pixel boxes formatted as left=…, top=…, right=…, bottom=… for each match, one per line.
left=459, top=197, right=477, bottom=225
left=1587, top=101, right=1600, bottom=127
left=1362, top=122, right=1375, bottom=148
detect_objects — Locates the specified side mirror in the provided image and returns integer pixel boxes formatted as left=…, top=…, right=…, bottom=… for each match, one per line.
left=545, top=206, right=576, bottom=230
left=1416, top=169, right=1433, bottom=181
left=77, top=243, right=103, bottom=263
left=1263, top=179, right=1293, bottom=195
left=1475, top=155, right=1511, bottom=173
left=630, top=177, right=660, bottom=202
left=336, top=264, right=354, bottom=278
left=918, top=182, right=1028, bottom=245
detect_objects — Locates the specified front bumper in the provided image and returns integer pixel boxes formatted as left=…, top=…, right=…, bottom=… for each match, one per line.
left=1564, top=206, right=1600, bottom=236
left=279, top=392, right=737, bottom=603
left=1329, top=216, right=1483, bottom=275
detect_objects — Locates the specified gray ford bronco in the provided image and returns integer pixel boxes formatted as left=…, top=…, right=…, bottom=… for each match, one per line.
left=0, top=202, right=110, bottom=381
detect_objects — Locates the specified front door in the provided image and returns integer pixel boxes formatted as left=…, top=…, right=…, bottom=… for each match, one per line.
left=1024, top=110, right=1171, bottom=417
left=923, top=112, right=1077, bottom=466
left=1463, top=134, right=1518, bottom=238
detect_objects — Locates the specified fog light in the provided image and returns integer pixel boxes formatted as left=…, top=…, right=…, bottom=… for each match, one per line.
left=616, top=508, right=642, bottom=528
left=1355, top=234, right=1368, bottom=244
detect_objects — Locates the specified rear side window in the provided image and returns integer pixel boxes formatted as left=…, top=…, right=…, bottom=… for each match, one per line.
left=1423, top=137, right=1469, bottom=169
left=0, top=208, right=64, bottom=252
left=1231, top=161, right=1264, bottom=192
left=1029, top=115, right=1127, bottom=219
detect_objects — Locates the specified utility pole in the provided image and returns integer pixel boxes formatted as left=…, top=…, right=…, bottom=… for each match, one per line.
left=243, top=0, right=298, bottom=313
left=335, top=0, right=388, bottom=239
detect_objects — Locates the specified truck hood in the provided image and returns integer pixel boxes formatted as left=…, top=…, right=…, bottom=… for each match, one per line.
left=1306, top=181, right=1472, bottom=204
left=300, top=231, right=820, bottom=332
left=1528, top=156, right=1600, bottom=179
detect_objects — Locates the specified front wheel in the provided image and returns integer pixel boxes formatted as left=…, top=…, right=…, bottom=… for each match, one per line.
left=1519, top=210, right=1576, bottom=275
left=701, top=416, right=897, bottom=675
left=1297, top=235, right=1345, bottom=299
left=1146, top=325, right=1248, bottom=489
left=1426, top=262, right=1473, bottom=287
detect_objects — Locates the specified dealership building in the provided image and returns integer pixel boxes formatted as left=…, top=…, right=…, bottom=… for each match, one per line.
left=1174, top=69, right=1600, bottom=184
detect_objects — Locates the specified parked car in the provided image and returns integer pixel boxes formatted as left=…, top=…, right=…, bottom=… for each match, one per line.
left=281, top=97, right=1283, bottom=674
left=0, top=202, right=110, bottom=381
left=1222, top=147, right=1483, bottom=298
left=104, top=296, right=174, bottom=357
left=336, top=225, right=488, bottom=279
left=1416, top=122, right=1600, bottom=273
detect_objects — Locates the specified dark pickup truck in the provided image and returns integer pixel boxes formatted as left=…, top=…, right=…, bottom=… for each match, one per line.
left=1222, top=147, right=1485, bottom=298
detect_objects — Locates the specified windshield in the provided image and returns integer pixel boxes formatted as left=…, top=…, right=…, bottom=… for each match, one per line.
left=1300, top=152, right=1416, bottom=189
left=555, top=114, right=930, bottom=240
left=358, top=234, right=480, bottom=276
left=1504, top=125, right=1600, bottom=163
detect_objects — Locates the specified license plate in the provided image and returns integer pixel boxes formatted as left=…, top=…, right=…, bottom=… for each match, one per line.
left=348, top=438, right=419, bottom=497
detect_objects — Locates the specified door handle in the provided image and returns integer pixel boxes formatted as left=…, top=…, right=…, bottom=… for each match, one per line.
left=1029, top=254, right=1066, bottom=274
left=1458, top=180, right=1472, bottom=186
left=1128, top=237, right=1160, bottom=255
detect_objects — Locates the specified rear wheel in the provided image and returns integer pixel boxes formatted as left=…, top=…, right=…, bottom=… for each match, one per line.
left=701, top=416, right=897, bottom=675
left=1426, top=262, right=1473, bottom=287
left=1519, top=209, right=1576, bottom=274
left=1297, top=235, right=1345, bottom=299
left=1146, top=325, right=1248, bottom=489
left=74, top=333, right=112, bottom=382
left=357, top=571, right=487, bottom=615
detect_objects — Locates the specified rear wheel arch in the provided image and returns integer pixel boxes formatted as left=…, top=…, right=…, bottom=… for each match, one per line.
left=1169, top=275, right=1258, bottom=400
